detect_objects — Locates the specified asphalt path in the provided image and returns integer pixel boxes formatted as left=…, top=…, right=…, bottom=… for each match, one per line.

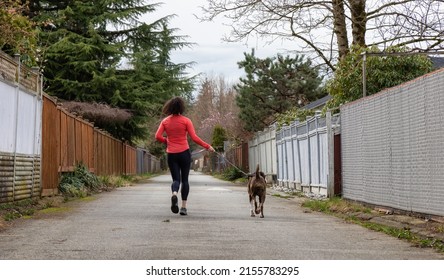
left=0, top=171, right=443, bottom=260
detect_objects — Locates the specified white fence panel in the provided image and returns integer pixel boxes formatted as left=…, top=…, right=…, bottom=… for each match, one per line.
left=275, top=114, right=338, bottom=196
left=0, top=82, right=17, bottom=153
left=291, top=136, right=301, bottom=183
left=299, top=137, right=310, bottom=186
left=319, top=133, right=328, bottom=186
left=0, top=76, right=42, bottom=155
left=0, top=52, right=42, bottom=202
left=17, top=90, right=42, bottom=155
left=309, top=134, right=319, bottom=185
left=285, top=137, right=294, bottom=183
left=248, top=125, right=277, bottom=178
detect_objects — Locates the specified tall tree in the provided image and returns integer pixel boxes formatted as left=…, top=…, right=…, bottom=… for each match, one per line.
left=189, top=75, right=248, bottom=143
left=236, top=50, right=324, bottom=132
left=202, top=0, right=444, bottom=72
left=25, top=0, right=194, bottom=142
left=326, top=45, right=433, bottom=110
left=0, top=1, right=37, bottom=64
left=211, top=125, right=227, bottom=152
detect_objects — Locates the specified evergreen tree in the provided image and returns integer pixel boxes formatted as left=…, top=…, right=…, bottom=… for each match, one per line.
left=236, top=49, right=324, bottom=132
left=28, top=0, right=193, bottom=142
left=212, top=125, right=227, bottom=152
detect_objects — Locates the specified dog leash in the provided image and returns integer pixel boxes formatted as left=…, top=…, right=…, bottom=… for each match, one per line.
left=214, top=151, right=250, bottom=177
left=194, top=149, right=250, bottom=177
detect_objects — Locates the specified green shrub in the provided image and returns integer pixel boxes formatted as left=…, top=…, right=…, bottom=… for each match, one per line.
left=59, top=164, right=103, bottom=197
left=222, top=167, right=245, bottom=181
left=4, top=211, right=21, bottom=221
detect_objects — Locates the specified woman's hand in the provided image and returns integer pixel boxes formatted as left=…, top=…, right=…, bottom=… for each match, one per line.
left=208, top=146, right=215, bottom=152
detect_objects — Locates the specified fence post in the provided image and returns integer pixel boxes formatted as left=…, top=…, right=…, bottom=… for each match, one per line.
left=12, top=54, right=22, bottom=201
left=306, top=118, right=311, bottom=188
left=327, top=110, right=334, bottom=198
left=362, top=51, right=367, bottom=97
left=316, top=114, right=321, bottom=186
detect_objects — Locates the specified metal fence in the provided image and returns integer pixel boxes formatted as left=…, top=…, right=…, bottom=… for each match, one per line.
left=341, top=68, right=444, bottom=216
left=136, top=148, right=161, bottom=174
left=0, top=52, right=43, bottom=202
left=275, top=113, right=340, bottom=196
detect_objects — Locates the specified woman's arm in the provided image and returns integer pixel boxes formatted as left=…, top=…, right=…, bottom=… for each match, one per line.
left=155, top=121, right=167, bottom=144
left=186, top=118, right=214, bottom=151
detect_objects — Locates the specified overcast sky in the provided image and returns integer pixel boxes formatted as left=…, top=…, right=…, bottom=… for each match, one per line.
left=145, top=0, right=293, bottom=85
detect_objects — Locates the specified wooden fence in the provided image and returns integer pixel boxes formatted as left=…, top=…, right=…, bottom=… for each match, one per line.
left=41, top=95, right=137, bottom=196
left=225, top=142, right=249, bottom=172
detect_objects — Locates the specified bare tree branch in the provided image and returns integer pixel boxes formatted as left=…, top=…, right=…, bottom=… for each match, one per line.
left=200, top=0, right=444, bottom=72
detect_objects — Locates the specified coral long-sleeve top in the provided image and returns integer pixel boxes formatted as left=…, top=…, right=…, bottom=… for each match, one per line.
left=155, top=114, right=210, bottom=153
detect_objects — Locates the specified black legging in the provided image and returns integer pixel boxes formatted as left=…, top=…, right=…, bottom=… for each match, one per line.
left=167, top=149, right=191, bottom=200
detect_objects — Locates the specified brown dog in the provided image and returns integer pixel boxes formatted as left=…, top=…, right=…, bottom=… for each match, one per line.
left=248, top=164, right=267, bottom=218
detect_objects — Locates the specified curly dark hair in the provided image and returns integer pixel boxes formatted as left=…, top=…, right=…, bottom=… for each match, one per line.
left=162, top=96, right=185, bottom=115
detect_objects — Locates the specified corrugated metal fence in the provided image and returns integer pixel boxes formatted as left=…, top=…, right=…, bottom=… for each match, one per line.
left=136, top=148, right=161, bottom=174
left=341, top=68, right=444, bottom=216
left=275, top=113, right=340, bottom=196
left=0, top=52, right=42, bottom=202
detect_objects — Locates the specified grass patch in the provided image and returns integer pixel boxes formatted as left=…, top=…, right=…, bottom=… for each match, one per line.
left=0, top=198, right=38, bottom=210
left=78, top=196, right=96, bottom=202
left=432, top=225, right=444, bottom=233
left=356, top=219, right=444, bottom=253
left=101, top=175, right=130, bottom=188
left=302, top=197, right=371, bottom=214
left=272, top=193, right=295, bottom=199
left=38, top=207, right=70, bottom=215
left=1, top=197, right=65, bottom=222
left=1, top=198, right=40, bottom=221
left=302, top=197, right=444, bottom=253
left=3, top=211, right=22, bottom=221
left=99, top=172, right=157, bottom=189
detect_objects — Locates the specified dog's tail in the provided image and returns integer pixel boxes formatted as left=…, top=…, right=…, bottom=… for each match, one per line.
left=255, top=164, right=260, bottom=179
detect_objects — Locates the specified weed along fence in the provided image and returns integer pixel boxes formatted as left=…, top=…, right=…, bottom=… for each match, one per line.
left=275, top=112, right=341, bottom=197
left=41, top=95, right=138, bottom=196
left=341, top=68, right=444, bottom=217
left=0, top=52, right=43, bottom=203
